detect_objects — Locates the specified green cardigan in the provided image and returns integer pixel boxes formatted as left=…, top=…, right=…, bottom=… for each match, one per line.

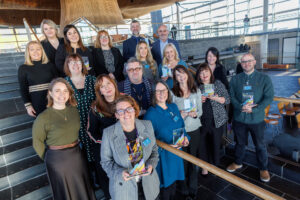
left=229, top=70, right=274, bottom=124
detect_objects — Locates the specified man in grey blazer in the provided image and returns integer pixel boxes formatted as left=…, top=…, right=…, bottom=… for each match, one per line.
left=101, top=103, right=160, bottom=200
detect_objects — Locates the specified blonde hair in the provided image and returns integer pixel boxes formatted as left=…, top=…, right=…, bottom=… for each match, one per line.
left=162, top=43, right=180, bottom=66
left=24, top=41, right=49, bottom=66
left=94, top=30, right=113, bottom=48
left=40, top=19, right=59, bottom=40
left=47, top=78, right=77, bottom=107
left=135, top=41, right=157, bottom=75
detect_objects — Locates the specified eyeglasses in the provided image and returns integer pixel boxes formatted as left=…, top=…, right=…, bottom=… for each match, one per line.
left=100, top=35, right=108, bottom=39
left=115, top=107, right=135, bottom=116
left=155, top=89, right=168, bottom=94
left=127, top=67, right=142, bottom=73
left=241, top=59, right=254, bottom=64
left=69, top=61, right=82, bottom=65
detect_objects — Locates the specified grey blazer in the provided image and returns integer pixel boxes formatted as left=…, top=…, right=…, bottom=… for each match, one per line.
left=101, top=119, right=160, bottom=200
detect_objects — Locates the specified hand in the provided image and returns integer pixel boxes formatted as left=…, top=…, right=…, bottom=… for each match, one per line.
left=26, top=105, right=36, bottom=117
left=180, top=111, right=188, bottom=119
left=109, top=73, right=115, bottom=80
left=183, top=136, right=189, bottom=147
left=141, top=165, right=153, bottom=176
left=201, top=96, right=207, bottom=103
left=242, top=104, right=253, bottom=113
left=170, top=144, right=181, bottom=149
left=122, top=170, right=134, bottom=181
left=188, top=111, right=197, bottom=118
left=161, top=76, right=168, bottom=81
left=208, top=94, right=225, bottom=104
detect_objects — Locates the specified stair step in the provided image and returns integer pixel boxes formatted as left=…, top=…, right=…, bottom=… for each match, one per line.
left=0, top=76, right=18, bottom=85
left=0, top=98, right=26, bottom=120
left=0, top=128, right=32, bottom=149
left=0, top=90, right=20, bottom=101
left=16, top=185, right=52, bottom=200
left=0, top=69, right=17, bottom=77
left=0, top=114, right=34, bottom=135
left=0, top=146, right=36, bottom=168
left=0, top=82, right=19, bottom=93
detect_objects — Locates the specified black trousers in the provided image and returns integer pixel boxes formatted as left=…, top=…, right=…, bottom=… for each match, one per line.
left=160, top=182, right=176, bottom=200
left=199, top=119, right=224, bottom=166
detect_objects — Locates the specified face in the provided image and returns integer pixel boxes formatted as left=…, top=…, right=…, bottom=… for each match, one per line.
left=207, top=51, right=217, bottom=66
left=99, top=33, right=109, bottom=46
left=28, top=43, right=42, bottom=61
left=199, top=69, right=211, bottom=83
left=157, top=25, right=169, bottom=41
left=175, top=70, right=188, bottom=85
left=131, top=22, right=141, bottom=36
left=127, top=62, right=143, bottom=84
left=99, top=77, right=115, bottom=99
left=115, top=101, right=135, bottom=124
left=43, top=23, right=56, bottom=39
left=155, top=83, right=168, bottom=104
left=66, top=28, right=79, bottom=43
left=165, top=46, right=176, bottom=61
left=68, top=58, right=83, bottom=76
left=49, top=82, right=70, bottom=106
left=241, top=54, right=256, bottom=73
left=138, top=43, right=148, bottom=58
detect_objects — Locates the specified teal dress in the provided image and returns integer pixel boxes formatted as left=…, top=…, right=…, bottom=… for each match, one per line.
left=65, top=75, right=96, bottom=162
left=144, top=103, right=189, bottom=188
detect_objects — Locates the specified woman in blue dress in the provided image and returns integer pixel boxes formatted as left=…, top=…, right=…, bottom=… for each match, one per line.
left=64, top=53, right=96, bottom=164
left=144, top=81, right=189, bottom=200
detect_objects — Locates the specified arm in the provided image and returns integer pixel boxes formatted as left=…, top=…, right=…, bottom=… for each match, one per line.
left=122, top=41, right=129, bottom=62
left=215, top=80, right=230, bottom=105
left=144, top=121, right=159, bottom=169
left=229, top=77, right=243, bottom=110
left=18, top=66, right=31, bottom=107
left=87, top=48, right=96, bottom=76
left=55, top=44, right=66, bottom=76
left=32, top=115, right=47, bottom=159
left=87, top=109, right=103, bottom=143
left=114, top=48, right=125, bottom=81
left=196, top=90, right=203, bottom=118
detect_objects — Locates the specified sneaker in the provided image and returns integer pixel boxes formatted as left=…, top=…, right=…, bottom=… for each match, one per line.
left=260, top=170, right=270, bottom=182
left=226, top=163, right=243, bottom=172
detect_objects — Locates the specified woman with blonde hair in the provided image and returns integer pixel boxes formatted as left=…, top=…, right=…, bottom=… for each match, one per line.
left=18, top=40, right=57, bottom=117
left=40, top=19, right=64, bottom=65
left=135, top=40, right=159, bottom=82
left=32, top=78, right=96, bottom=200
left=158, top=43, right=188, bottom=89
left=93, top=30, right=124, bottom=81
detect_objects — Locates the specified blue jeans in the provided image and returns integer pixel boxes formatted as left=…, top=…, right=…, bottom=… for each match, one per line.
left=233, top=120, right=268, bottom=170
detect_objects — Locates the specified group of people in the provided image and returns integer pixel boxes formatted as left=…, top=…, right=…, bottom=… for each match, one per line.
left=18, top=18, right=274, bottom=200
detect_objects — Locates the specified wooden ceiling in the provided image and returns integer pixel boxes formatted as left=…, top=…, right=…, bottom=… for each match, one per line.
left=0, top=0, right=182, bottom=26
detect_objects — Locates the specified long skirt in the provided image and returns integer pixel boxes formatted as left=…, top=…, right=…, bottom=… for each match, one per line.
left=45, top=145, right=96, bottom=200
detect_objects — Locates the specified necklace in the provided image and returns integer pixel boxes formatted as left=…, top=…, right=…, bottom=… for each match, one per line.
left=53, top=108, right=68, bottom=121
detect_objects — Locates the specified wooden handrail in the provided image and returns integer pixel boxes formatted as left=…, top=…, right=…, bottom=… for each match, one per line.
left=23, top=18, right=40, bottom=43
left=273, top=96, right=300, bottom=104
left=156, top=140, right=285, bottom=200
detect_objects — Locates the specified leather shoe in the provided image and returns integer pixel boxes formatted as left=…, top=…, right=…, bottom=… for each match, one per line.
left=260, top=170, right=270, bottom=182
left=226, top=163, right=243, bottom=172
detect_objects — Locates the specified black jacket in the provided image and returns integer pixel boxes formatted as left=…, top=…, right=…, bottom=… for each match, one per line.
left=213, top=63, right=229, bottom=90
left=93, top=47, right=124, bottom=81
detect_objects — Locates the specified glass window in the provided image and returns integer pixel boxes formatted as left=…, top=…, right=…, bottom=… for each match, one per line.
left=211, top=1, right=227, bottom=9
left=249, top=7, right=263, bottom=17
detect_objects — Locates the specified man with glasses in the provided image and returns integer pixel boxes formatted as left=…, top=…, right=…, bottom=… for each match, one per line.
left=123, top=20, right=151, bottom=62
left=151, top=24, right=182, bottom=66
left=118, top=57, right=153, bottom=118
left=226, top=53, right=274, bottom=183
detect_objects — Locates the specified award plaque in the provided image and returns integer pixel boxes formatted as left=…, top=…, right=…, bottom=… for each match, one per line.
left=183, top=99, right=197, bottom=112
left=242, top=92, right=256, bottom=106
left=127, top=141, right=147, bottom=177
left=172, top=128, right=185, bottom=147
left=82, top=56, right=90, bottom=70
left=203, top=84, right=215, bottom=96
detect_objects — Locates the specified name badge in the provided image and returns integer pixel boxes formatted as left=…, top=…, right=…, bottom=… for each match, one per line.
left=142, top=138, right=151, bottom=147
left=173, top=115, right=179, bottom=122
left=243, top=85, right=252, bottom=91
left=144, top=64, right=150, bottom=69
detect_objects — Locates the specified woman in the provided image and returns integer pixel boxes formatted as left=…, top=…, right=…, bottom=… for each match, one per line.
left=18, top=41, right=57, bottom=117
left=101, top=95, right=160, bottom=200
left=158, top=43, right=188, bottom=89
left=40, top=19, right=64, bottom=65
left=144, top=81, right=189, bottom=200
left=196, top=63, right=230, bottom=175
left=205, top=47, right=229, bottom=89
left=171, top=65, right=202, bottom=198
left=136, top=41, right=159, bottom=82
left=87, top=75, right=121, bottom=200
left=93, top=30, right=124, bottom=81
left=64, top=54, right=96, bottom=163
left=32, top=78, right=96, bottom=200
left=55, top=24, right=94, bottom=76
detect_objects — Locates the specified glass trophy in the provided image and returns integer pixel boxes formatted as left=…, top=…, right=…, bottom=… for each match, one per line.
left=82, top=56, right=90, bottom=70
left=127, top=141, right=147, bottom=177
left=162, top=65, right=169, bottom=77
left=183, top=99, right=197, bottom=112
left=242, top=91, right=256, bottom=106
left=203, top=84, right=215, bottom=96
left=172, top=128, right=185, bottom=147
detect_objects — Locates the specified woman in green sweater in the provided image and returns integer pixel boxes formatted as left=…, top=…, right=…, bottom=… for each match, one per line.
left=32, top=78, right=96, bottom=200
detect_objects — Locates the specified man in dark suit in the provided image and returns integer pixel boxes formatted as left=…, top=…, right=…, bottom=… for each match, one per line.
left=151, top=24, right=182, bottom=66
left=123, top=20, right=151, bottom=62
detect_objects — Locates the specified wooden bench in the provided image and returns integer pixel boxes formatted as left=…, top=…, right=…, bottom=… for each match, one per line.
left=263, top=63, right=289, bottom=69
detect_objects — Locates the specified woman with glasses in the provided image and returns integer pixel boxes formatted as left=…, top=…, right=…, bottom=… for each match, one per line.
left=171, top=65, right=202, bottom=199
left=158, top=43, right=188, bottom=89
left=196, top=63, right=230, bottom=175
left=55, top=24, right=94, bottom=77
left=87, top=74, right=121, bottom=200
left=40, top=19, right=64, bottom=65
left=93, top=30, right=125, bottom=81
left=135, top=41, right=159, bottom=82
left=101, top=95, right=160, bottom=200
left=32, top=78, right=96, bottom=200
left=144, top=81, right=189, bottom=200
left=18, top=41, right=57, bottom=117
left=64, top=54, right=96, bottom=165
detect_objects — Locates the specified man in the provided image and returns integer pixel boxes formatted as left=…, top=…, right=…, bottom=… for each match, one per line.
left=226, top=53, right=274, bottom=183
left=151, top=24, right=181, bottom=66
left=118, top=57, right=153, bottom=117
left=243, top=14, right=250, bottom=34
left=123, top=20, right=151, bottom=61
left=171, top=25, right=177, bottom=40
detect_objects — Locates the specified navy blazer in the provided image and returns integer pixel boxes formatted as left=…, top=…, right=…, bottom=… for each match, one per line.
left=123, top=36, right=151, bottom=62
left=151, top=38, right=182, bottom=66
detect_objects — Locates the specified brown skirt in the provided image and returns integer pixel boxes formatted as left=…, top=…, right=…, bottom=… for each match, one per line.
left=45, top=145, right=96, bottom=200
